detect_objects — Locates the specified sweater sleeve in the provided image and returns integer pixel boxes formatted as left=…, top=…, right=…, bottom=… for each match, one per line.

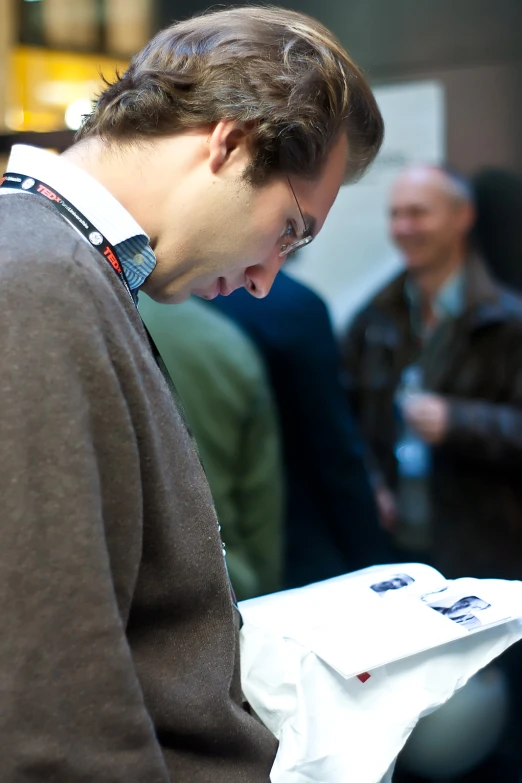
left=0, top=246, right=171, bottom=781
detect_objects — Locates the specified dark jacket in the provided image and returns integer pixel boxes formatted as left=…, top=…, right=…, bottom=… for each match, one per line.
left=211, top=271, right=390, bottom=589
left=0, top=194, right=277, bottom=781
left=341, top=256, right=522, bottom=580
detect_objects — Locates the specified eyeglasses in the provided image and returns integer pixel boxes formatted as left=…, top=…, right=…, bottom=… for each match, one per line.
left=279, top=177, right=314, bottom=258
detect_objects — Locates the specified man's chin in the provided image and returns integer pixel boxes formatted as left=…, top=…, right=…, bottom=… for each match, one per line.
left=404, top=255, right=433, bottom=273
left=193, top=286, right=219, bottom=301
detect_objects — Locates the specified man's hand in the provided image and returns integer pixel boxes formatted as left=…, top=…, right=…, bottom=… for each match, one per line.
left=375, top=485, right=398, bottom=531
left=403, top=393, right=450, bottom=445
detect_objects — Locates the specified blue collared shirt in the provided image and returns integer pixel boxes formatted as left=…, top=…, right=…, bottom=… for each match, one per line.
left=0, top=145, right=156, bottom=295
left=405, top=268, right=465, bottom=340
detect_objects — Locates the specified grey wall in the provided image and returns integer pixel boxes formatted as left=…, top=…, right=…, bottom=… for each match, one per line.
left=413, top=61, right=522, bottom=175
left=297, top=0, right=522, bottom=77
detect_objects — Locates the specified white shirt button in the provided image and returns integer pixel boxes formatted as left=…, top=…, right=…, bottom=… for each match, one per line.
left=133, top=253, right=145, bottom=265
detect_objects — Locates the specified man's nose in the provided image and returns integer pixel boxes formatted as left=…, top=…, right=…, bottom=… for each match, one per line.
left=244, top=254, right=282, bottom=299
left=392, top=217, right=415, bottom=237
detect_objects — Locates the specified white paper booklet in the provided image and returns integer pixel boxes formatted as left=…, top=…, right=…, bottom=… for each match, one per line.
left=240, top=562, right=522, bottom=679
left=239, top=564, right=522, bottom=783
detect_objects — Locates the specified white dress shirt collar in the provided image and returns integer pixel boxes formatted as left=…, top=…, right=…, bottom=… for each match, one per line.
left=5, top=144, right=149, bottom=247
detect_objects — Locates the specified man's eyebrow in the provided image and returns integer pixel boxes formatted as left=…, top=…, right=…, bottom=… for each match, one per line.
left=302, top=213, right=316, bottom=238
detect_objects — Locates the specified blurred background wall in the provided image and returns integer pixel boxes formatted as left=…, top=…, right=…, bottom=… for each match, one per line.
left=1, top=0, right=520, bottom=324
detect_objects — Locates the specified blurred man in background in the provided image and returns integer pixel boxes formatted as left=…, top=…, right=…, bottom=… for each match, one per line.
left=212, top=269, right=391, bottom=588
left=139, top=294, right=283, bottom=600
left=341, top=165, right=522, bottom=581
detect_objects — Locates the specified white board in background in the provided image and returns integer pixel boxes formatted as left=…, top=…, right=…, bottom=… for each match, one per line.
left=288, top=80, right=446, bottom=332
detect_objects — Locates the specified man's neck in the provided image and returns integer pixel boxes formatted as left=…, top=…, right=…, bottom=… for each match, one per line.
left=411, top=251, right=465, bottom=304
left=62, top=138, right=136, bottom=216
left=409, top=249, right=465, bottom=331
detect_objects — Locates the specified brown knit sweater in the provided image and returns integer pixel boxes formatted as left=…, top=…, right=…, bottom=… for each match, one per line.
left=0, top=194, right=277, bottom=781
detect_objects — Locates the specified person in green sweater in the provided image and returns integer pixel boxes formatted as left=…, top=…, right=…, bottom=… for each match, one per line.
left=140, top=294, right=283, bottom=600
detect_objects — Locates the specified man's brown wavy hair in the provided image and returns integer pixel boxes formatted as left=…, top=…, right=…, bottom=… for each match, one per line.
left=77, top=5, right=384, bottom=185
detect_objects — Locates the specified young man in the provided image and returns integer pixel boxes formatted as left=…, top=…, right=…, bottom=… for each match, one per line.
left=0, top=6, right=383, bottom=781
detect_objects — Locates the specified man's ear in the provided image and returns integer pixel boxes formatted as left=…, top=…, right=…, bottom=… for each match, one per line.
left=207, top=120, right=254, bottom=176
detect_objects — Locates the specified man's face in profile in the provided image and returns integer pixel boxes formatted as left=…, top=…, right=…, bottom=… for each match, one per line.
left=142, top=129, right=348, bottom=304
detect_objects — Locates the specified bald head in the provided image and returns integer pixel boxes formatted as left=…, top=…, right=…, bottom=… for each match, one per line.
left=392, top=165, right=472, bottom=205
left=389, top=165, right=475, bottom=275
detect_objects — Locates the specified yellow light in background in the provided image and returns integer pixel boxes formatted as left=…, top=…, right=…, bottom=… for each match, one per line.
left=5, top=107, right=24, bottom=131
left=7, top=46, right=128, bottom=133
left=65, top=98, right=93, bottom=130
